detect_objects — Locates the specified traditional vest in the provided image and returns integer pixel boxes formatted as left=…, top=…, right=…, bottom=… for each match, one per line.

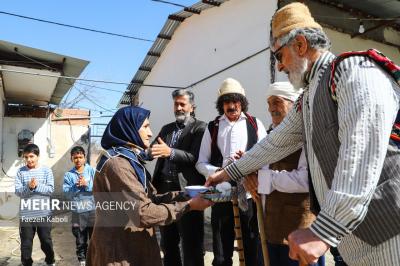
left=207, top=113, right=258, bottom=167
left=307, top=57, right=400, bottom=246
left=264, top=146, right=315, bottom=244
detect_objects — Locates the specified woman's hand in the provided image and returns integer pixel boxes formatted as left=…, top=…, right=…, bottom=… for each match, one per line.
left=188, top=196, right=214, bottom=210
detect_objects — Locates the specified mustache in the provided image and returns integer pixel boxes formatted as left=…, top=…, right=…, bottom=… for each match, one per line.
left=175, top=111, right=186, bottom=116
left=227, top=108, right=237, bottom=113
left=271, top=111, right=281, bottom=117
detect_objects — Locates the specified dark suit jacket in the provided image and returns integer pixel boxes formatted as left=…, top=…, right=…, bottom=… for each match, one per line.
left=152, top=117, right=206, bottom=192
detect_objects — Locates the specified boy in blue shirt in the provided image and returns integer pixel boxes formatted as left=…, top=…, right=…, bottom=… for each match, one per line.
left=15, top=144, right=55, bottom=266
left=63, top=146, right=95, bottom=266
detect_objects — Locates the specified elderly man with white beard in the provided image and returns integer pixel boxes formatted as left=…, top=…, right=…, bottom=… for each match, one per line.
left=205, top=2, right=400, bottom=266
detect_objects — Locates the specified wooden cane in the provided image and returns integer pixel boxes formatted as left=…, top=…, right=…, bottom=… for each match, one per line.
left=232, top=194, right=246, bottom=266
left=222, top=160, right=246, bottom=266
left=255, top=196, right=270, bottom=266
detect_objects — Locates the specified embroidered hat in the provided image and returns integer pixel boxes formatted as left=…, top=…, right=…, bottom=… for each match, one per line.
left=218, top=78, right=245, bottom=97
left=272, top=2, right=322, bottom=39
left=266, top=81, right=302, bottom=102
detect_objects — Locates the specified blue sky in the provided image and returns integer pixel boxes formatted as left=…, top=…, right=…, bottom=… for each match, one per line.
left=0, top=0, right=196, bottom=134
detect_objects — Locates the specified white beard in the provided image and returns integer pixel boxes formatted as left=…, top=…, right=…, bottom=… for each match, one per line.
left=175, top=112, right=191, bottom=123
left=288, top=50, right=309, bottom=90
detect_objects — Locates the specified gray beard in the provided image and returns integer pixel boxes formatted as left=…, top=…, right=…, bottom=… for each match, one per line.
left=288, top=51, right=309, bottom=90
left=175, top=112, right=191, bottom=123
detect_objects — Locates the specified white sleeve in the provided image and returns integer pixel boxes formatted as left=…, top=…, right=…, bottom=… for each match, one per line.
left=195, top=127, right=219, bottom=177
left=270, top=148, right=308, bottom=193
left=258, top=149, right=308, bottom=194
left=256, top=118, right=267, bottom=141
left=257, top=165, right=273, bottom=195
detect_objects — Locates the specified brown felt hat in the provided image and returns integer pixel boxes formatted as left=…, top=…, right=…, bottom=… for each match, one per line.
left=272, top=2, right=322, bottom=39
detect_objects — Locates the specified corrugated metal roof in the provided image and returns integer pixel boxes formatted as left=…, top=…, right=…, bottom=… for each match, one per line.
left=119, top=0, right=229, bottom=105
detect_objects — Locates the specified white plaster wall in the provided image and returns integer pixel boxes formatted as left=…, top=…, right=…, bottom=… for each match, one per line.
left=138, top=0, right=400, bottom=174
left=0, top=84, right=6, bottom=205
left=140, top=0, right=276, bottom=137
left=46, top=124, right=90, bottom=193
left=0, top=84, right=4, bottom=169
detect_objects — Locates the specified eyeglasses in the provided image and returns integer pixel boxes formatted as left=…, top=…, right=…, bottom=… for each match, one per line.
left=272, top=44, right=286, bottom=63
left=272, top=38, right=294, bottom=63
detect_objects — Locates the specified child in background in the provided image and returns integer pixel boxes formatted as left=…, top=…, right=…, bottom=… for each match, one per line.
left=15, top=143, right=55, bottom=266
left=63, top=146, right=95, bottom=266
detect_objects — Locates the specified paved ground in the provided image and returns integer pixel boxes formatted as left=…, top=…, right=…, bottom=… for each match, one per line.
left=0, top=215, right=334, bottom=266
left=0, top=221, right=76, bottom=266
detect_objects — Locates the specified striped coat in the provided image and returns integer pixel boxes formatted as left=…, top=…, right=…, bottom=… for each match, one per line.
left=225, top=51, right=400, bottom=265
left=15, top=165, right=54, bottom=218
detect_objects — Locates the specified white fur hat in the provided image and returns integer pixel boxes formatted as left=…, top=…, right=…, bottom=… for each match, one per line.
left=266, top=82, right=302, bottom=102
left=218, top=78, right=245, bottom=97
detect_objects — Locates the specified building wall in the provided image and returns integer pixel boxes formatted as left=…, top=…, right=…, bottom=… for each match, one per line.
left=326, top=28, right=400, bottom=65
left=140, top=0, right=276, bottom=137
left=0, top=80, right=7, bottom=205
left=0, top=80, right=4, bottom=170
left=138, top=0, right=400, bottom=173
left=1, top=117, right=89, bottom=194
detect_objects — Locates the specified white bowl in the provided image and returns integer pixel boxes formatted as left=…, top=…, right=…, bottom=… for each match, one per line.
left=184, top=185, right=209, bottom=198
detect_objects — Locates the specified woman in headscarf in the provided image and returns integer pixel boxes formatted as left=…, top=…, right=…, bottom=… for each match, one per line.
left=87, top=106, right=212, bottom=266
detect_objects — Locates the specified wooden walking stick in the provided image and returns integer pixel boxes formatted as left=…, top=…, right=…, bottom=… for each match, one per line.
left=255, top=196, right=269, bottom=266
left=232, top=189, right=246, bottom=266
left=255, top=196, right=307, bottom=266
left=221, top=159, right=246, bottom=266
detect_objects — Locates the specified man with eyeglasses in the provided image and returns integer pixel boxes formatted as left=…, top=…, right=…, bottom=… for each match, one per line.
left=206, top=2, right=400, bottom=266
left=150, top=89, right=207, bottom=266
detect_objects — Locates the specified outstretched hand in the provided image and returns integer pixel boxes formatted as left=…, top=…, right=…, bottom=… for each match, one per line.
left=189, top=195, right=214, bottom=210
left=150, top=137, right=172, bottom=158
left=205, top=170, right=230, bottom=187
